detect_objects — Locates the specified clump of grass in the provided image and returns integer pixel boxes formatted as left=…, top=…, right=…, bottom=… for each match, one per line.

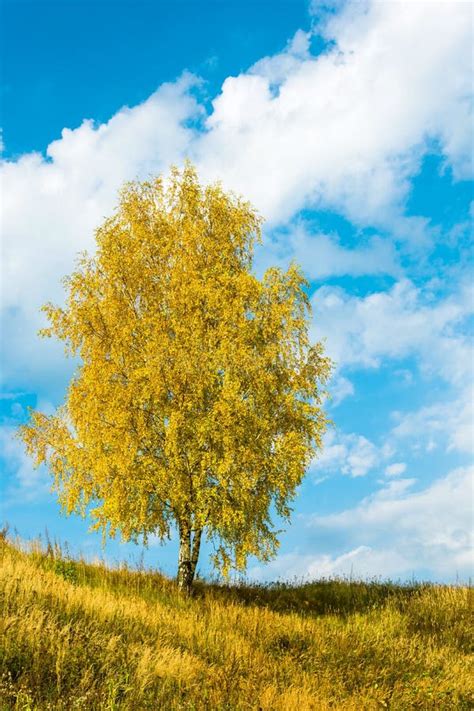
left=1, top=536, right=472, bottom=710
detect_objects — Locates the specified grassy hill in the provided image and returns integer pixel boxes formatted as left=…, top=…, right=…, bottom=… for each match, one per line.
left=1, top=536, right=472, bottom=710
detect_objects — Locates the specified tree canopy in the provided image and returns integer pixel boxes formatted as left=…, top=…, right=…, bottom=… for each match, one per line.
left=20, top=164, right=332, bottom=591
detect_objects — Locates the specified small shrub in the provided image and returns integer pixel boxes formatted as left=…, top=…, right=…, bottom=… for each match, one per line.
left=52, top=559, right=78, bottom=585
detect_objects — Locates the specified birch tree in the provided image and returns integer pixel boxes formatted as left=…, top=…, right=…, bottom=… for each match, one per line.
left=20, top=164, right=331, bottom=593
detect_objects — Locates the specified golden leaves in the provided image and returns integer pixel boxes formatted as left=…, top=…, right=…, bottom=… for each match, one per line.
left=18, top=164, right=332, bottom=575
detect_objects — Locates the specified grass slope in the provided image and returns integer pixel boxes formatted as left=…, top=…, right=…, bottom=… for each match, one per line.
left=1, top=537, right=473, bottom=710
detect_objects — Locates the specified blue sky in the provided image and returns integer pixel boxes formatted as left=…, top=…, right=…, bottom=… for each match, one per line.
left=1, top=0, right=473, bottom=582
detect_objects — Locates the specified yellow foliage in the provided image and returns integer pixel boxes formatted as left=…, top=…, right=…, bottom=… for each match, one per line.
left=18, top=164, right=332, bottom=581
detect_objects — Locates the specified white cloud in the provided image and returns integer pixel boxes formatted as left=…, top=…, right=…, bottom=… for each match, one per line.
left=1, top=75, right=201, bottom=392
left=248, top=545, right=414, bottom=583
left=254, top=222, right=399, bottom=280
left=311, top=279, right=474, bottom=386
left=251, top=465, right=473, bottom=582
left=313, top=429, right=383, bottom=477
left=196, top=1, right=472, bottom=226
left=311, top=466, right=474, bottom=579
left=385, top=462, right=407, bottom=478
left=325, top=375, right=354, bottom=407
left=392, top=386, right=474, bottom=456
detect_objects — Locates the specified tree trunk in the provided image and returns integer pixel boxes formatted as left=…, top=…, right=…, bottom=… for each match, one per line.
left=177, top=524, right=202, bottom=594
left=190, top=527, right=202, bottom=579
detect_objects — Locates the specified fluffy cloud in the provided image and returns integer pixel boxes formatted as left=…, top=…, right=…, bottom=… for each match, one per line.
left=197, top=1, right=472, bottom=225
left=310, top=277, right=473, bottom=464
left=3, top=74, right=199, bottom=313
left=313, top=429, right=392, bottom=478
left=385, top=462, right=407, bottom=478
left=310, top=466, right=473, bottom=579
left=311, top=279, right=474, bottom=385
left=254, top=222, right=399, bottom=280
left=325, top=375, right=354, bottom=408
left=250, top=466, right=473, bottom=582
left=391, top=386, right=474, bottom=456
left=248, top=545, right=413, bottom=583
left=1, top=76, right=201, bottom=393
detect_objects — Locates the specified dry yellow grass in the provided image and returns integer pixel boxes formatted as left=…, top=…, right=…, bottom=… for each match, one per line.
left=0, top=538, right=472, bottom=710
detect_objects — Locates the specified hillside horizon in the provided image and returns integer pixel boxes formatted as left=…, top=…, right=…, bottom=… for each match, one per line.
left=1, top=533, right=472, bottom=710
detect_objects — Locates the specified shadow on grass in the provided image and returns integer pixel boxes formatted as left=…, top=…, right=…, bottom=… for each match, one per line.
left=193, top=575, right=430, bottom=617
